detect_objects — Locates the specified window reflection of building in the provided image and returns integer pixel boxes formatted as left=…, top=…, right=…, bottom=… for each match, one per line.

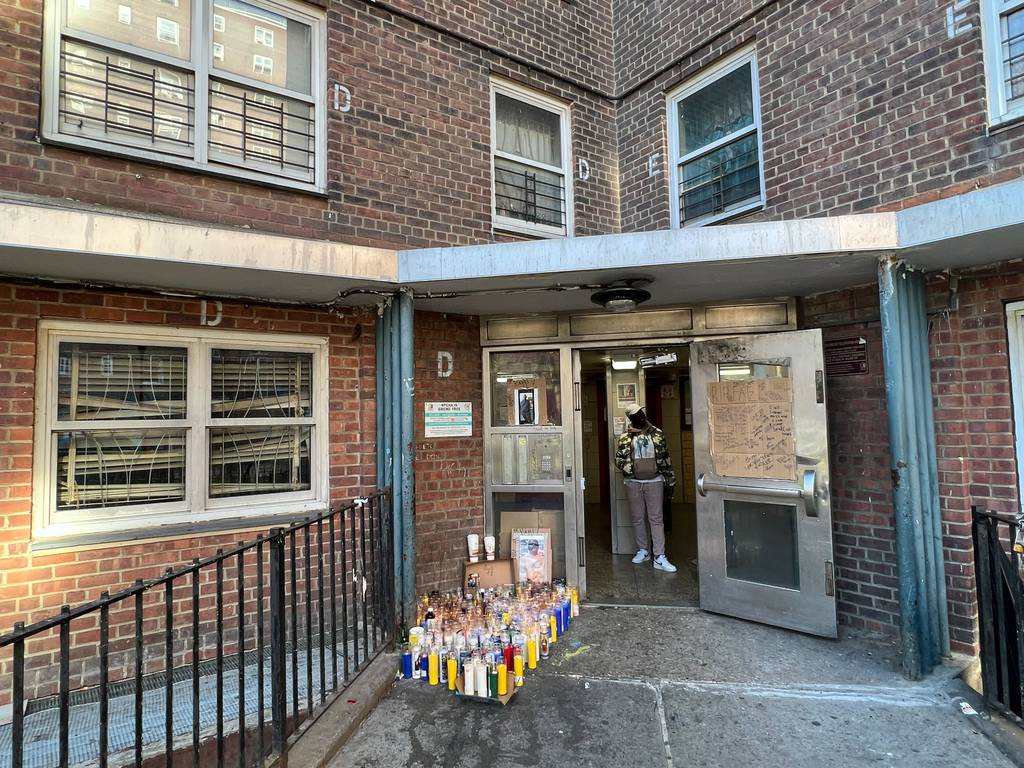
left=50, top=0, right=320, bottom=187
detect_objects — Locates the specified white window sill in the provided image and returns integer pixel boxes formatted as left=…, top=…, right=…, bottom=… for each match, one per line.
left=493, top=216, right=569, bottom=240
left=681, top=198, right=765, bottom=228
left=30, top=504, right=327, bottom=553
left=41, top=131, right=326, bottom=197
left=987, top=112, right=1024, bottom=136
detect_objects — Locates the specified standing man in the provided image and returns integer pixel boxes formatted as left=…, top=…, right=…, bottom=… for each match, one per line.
left=614, top=403, right=677, bottom=572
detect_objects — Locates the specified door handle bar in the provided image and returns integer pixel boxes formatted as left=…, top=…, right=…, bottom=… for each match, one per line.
left=697, top=469, right=819, bottom=517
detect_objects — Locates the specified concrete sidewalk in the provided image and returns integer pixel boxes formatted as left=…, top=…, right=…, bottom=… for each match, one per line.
left=329, top=606, right=1015, bottom=768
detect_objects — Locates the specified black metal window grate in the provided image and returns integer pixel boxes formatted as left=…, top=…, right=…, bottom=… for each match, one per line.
left=494, top=156, right=567, bottom=233
left=208, top=82, right=316, bottom=180
left=678, top=133, right=761, bottom=225
left=58, top=42, right=195, bottom=155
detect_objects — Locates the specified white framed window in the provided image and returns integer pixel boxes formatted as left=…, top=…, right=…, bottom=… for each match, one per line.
left=983, top=0, right=1024, bottom=127
left=667, top=46, right=765, bottom=228
left=156, top=17, right=179, bottom=45
left=255, top=25, right=274, bottom=47
left=117, top=4, right=131, bottom=24
left=32, top=321, right=330, bottom=542
left=252, top=54, right=274, bottom=75
left=1007, top=301, right=1024, bottom=506
left=490, top=79, right=573, bottom=238
left=43, top=0, right=327, bottom=192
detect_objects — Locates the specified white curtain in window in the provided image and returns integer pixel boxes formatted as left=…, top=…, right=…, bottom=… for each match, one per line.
left=495, top=93, right=562, bottom=167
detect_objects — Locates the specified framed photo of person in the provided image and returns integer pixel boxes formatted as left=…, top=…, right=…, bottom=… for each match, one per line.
left=515, top=388, right=538, bottom=426
left=506, top=376, right=547, bottom=425
left=511, top=528, right=552, bottom=585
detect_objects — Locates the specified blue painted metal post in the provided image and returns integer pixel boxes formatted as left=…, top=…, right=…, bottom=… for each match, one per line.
left=878, top=257, right=949, bottom=679
left=378, top=300, right=400, bottom=624
left=389, top=299, right=404, bottom=624
left=398, top=290, right=416, bottom=627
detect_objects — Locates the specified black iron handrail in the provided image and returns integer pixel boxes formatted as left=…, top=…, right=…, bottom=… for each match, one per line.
left=972, top=505, right=1024, bottom=722
left=1, top=490, right=395, bottom=768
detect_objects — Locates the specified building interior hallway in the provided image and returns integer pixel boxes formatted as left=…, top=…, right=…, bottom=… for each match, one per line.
left=583, top=502, right=699, bottom=605
left=578, top=345, right=699, bottom=607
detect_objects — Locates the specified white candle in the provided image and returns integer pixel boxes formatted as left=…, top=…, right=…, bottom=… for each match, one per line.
left=464, top=661, right=476, bottom=696
left=474, top=661, right=488, bottom=697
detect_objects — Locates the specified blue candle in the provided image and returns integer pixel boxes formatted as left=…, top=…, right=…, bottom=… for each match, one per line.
left=401, top=648, right=413, bottom=679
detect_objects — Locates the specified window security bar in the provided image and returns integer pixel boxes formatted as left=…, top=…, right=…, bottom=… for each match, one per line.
left=0, top=491, right=395, bottom=768
left=677, top=140, right=760, bottom=224
left=494, top=156, right=566, bottom=231
left=208, top=87, right=315, bottom=175
left=59, top=48, right=195, bottom=152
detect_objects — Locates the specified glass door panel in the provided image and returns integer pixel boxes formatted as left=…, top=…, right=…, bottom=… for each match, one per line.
left=484, top=348, right=578, bottom=585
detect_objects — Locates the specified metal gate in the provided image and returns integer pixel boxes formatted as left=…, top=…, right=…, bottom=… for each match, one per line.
left=973, top=506, right=1024, bottom=721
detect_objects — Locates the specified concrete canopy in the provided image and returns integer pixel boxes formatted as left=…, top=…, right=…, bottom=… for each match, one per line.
left=0, top=197, right=397, bottom=304
left=1, top=176, right=1023, bottom=312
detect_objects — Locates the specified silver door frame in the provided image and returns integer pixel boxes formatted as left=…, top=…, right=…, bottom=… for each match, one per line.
left=690, top=330, right=837, bottom=637
left=482, top=345, right=579, bottom=586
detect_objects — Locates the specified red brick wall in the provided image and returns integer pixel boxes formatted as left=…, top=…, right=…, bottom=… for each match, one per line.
left=800, top=287, right=900, bottom=638
left=617, top=0, right=1024, bottom=231
left=412, top=312, right=485, bottom=596
left=802, top=262, right=1024, bottom=653
left=0, top=281, right=378, bottom=638
left=0, top=0, right=620, bottom=249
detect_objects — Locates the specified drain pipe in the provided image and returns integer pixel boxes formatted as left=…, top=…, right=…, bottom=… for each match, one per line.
left=878, top=256, right=949, bottom=679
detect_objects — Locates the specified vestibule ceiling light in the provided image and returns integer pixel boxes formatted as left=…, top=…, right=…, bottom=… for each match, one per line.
left=611, top=356, right=638, bottom=371
left=591, top=279, right=652, bottom=313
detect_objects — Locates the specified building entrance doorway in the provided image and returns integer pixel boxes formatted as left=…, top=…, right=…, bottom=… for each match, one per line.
left=576, top=345, right=698, bottom=606
left=480, top=304, right=837, bottom=637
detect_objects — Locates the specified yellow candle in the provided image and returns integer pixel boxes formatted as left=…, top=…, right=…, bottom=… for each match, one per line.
left=447, top=657, right=457, bottom=691
left=428, top=651, right=439, bottom=686
left=571, top=588, right=579, bottom=616
left=514, top=653, right=524, bottom=687
left=527, top=638, right=538, bottom=669
left=497, top=664, right=508, bottom=696
left=549, top=614, right=558, bottom=643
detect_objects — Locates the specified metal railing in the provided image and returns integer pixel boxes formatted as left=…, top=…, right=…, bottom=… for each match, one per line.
left=494, top=156, right=566, bottom=232
left=678, top=138, right=760, bottom=224
left=972, top=507, right=1024, bottom=721
left=0, top=491, right=394, bottom=768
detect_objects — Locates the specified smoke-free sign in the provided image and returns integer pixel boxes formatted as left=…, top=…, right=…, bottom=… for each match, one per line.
left=424, top=402, right=473, bottom=438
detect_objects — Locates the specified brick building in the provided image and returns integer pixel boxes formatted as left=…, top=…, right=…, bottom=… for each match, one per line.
left=1, top=0, right=1023, bottom=708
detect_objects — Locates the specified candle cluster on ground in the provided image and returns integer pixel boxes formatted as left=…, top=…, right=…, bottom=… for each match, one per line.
left=400, top=583, right=579, bottom=700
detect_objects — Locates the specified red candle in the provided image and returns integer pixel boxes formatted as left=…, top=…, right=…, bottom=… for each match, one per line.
left=503, top=642, right=515, bottom=671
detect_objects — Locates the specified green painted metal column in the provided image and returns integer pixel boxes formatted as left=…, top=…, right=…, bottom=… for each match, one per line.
left=376, top=292, right=416, bottom=631
left=878, top=256, right=949, bottom=679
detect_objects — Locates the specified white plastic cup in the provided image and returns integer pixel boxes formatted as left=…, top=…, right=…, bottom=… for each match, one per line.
left=467, top=534, right=480, bottom=563
left=484, top=535, right=496, bottom=561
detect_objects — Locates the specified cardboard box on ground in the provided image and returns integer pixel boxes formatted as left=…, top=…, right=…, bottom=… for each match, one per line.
left=499, top=509, right=562, bottom=563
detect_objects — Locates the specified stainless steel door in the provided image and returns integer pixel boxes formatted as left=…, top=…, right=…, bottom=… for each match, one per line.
left=690, top=330, right=836, bottom=637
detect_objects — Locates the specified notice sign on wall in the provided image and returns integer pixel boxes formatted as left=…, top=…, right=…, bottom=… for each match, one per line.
left=707, top=378, right=796, bottom=481
left=424, top=402, right=473, bottom=438
left=824, top=336, right=868, bottom=377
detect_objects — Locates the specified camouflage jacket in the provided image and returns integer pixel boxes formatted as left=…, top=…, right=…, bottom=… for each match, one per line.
left=614, top=426, right=676, bottom=486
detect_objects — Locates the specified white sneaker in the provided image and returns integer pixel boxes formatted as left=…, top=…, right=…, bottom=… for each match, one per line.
left=631, top=549, right=650, bottom=564
left=653, top=555, right=677, bottom=573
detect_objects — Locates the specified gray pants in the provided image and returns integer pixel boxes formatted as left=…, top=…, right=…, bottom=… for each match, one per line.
left=625, top=479, right=665, bottom=557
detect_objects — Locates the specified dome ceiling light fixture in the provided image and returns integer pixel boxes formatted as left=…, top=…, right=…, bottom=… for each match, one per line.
left=590, top=279, right=653, bottom=313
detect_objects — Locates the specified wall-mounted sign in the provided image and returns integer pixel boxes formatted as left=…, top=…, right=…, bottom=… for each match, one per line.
left=824, top=337, right=868, bottom=377
left=424, top=402, right=473, bottom=438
